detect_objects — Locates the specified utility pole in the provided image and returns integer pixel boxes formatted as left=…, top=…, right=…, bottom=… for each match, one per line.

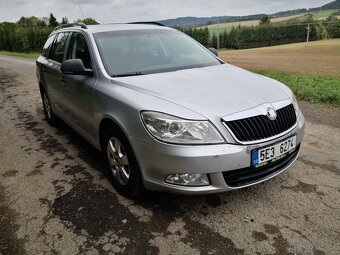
left=306, top=23, right=311, bottom=43
left=79, top=5, right=85, bottom=20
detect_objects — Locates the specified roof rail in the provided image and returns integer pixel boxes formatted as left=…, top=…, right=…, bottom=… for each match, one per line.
left=128, top=21, right=165, bottom=27
left=54, top=22, right=88, bottom=31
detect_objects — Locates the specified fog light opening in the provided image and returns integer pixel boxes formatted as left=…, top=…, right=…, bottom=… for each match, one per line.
left=165, top=173, right=210, bottom=186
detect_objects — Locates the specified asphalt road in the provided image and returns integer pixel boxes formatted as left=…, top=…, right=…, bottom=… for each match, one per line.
left=0, top=56, right=339, bottom=255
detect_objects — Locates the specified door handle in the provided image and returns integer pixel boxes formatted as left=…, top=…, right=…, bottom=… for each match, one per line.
left=59, top=76, right=66, bottom=84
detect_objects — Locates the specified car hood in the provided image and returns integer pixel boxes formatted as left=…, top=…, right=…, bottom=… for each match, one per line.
left=113, top=64, right=292, bottom=118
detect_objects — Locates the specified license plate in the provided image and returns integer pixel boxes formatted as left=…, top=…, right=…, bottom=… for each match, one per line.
left=252, top=136, right=296, bottom=168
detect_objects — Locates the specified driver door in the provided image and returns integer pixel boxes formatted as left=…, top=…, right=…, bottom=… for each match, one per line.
left=61, top=32, right=97, bottom=138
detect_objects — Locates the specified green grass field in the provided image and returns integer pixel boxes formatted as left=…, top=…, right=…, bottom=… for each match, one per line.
left=0, top=51, right=39, bottom=59
left=256, top=71, right=340, bottom=106
left=312, top=9, right=338, bottom=19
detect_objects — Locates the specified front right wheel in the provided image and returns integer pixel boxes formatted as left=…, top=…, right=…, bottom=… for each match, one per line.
left=102, top=127, right=143, bottom=198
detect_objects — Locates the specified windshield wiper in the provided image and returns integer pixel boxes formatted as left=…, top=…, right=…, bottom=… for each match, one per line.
left=111, top=71, right=144, bottom=77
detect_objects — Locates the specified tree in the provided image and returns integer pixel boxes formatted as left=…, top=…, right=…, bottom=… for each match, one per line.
left=211, top=33, right=218, bottom=49
left=41, top=17, right=49, bottom=25
left=61, top=17, right=68, bottom=24
left=16, top=16, right=46, bottom=27
left=81, top=18, right=99, bottom=25
left=16, top=17, right=31, bottom=27
left=48, top=13, right=58, bottom=27
left=201, top=27, right=210, bottom=47
left=260, top=15, right=271, bottom=25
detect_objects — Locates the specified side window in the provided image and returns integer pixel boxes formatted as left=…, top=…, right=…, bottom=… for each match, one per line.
left=50, top=32, right=70, bottom=63
left=67, top=33, right=91, bottom=69
left=42, top=34, right=56, bottom=58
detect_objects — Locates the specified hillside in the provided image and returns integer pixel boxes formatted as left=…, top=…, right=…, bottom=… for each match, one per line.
left=310, top=0, right=340, bottom=11
left=270, top=9, right=307, bottom=18
left=158, top=14, right=266, bottom=27
left=203, top=14, right=306, bottom=35
left=157, top=0, right=339, bottom=27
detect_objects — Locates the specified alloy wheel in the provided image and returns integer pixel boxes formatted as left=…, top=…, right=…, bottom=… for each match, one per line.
left=107, top=137, right=130, bottom=185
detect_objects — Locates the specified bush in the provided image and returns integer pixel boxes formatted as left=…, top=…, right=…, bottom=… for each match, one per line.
left=326, top=20, right=340, bottom=38
left=218, top=24, right=317, bottom=49
left=0, top=21, right=53, bottom=53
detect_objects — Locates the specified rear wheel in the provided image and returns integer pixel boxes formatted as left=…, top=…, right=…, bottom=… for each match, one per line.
left=102, top=127, right=143, bottom=198
left=41, top=89, right=58, bottom=125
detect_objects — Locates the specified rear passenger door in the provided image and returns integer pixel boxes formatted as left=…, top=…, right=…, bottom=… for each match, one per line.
left=43, top=32, right=70, bottom=115
left=61, top=32, right=97, bottom=138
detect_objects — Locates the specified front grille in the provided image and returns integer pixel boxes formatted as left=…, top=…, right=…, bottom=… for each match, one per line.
left=224, top=104, right=297, bottom=142
left=223, top=144, right=300, bottom=187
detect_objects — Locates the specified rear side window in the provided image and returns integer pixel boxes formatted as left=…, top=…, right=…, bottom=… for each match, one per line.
left=50, top=32, right=70, bottom=63
left=42, top=34, right=56, bottom=58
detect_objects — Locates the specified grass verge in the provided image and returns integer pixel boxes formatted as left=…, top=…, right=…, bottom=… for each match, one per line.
left=0, top=51, right=39, bottom=59
left=256, top=71, right=340, bottom=106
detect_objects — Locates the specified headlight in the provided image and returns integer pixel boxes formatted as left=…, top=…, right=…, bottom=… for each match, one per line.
left=141, top=111, right=224, bottom=144
left=292, top=95, right=300, bottom=117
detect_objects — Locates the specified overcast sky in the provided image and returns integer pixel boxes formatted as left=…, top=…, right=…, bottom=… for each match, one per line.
left=0, top=0, right=331, bottom=23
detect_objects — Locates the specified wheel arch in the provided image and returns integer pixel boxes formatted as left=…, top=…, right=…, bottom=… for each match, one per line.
left=38, top=81, right=46, bottom=95
left=98, top=115, right=145, bottom=182
left=98, top=116, right=132, bottom=153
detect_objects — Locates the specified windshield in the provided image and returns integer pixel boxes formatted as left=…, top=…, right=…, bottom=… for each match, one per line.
left=93, top=29, right=221, bottom=77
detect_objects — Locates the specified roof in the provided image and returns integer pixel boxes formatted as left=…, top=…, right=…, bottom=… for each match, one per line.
left=55, top=23, right=173, bottom=34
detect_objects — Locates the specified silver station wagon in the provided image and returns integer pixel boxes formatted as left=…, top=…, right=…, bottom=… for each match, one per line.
left=36, top=22, right=305, bottom=197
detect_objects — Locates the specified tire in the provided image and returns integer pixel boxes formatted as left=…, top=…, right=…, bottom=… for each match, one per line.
left=41, top=89, right=58, bottom=125
left=102, top=126, right=144, bottom=198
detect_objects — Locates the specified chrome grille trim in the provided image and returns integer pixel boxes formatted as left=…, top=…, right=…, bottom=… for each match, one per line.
left=223, top=104, right=297, bottom=144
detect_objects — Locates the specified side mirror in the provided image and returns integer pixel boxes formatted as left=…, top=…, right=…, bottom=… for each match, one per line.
left=208, top=47, right=218, bottom=57
left=61, top=59, right=93, bottom=76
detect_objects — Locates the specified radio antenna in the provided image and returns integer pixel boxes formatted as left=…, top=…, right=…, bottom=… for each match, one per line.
left=78, top=5, right=85, bottom=20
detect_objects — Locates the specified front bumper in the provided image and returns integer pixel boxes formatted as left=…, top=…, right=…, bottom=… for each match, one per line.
left=130, top=113, right=305, bottom=194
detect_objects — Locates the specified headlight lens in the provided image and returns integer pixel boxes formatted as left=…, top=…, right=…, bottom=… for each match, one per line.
left=141, top=111, right=224, bottom=144
left=292, top=95, right=300, bottom=117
